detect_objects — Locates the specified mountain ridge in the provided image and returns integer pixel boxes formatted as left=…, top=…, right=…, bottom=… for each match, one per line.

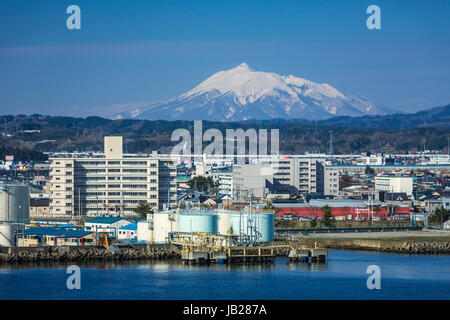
left=0, top=105, right=448, bottom=155
left=112, top=63, right=388, bottom=121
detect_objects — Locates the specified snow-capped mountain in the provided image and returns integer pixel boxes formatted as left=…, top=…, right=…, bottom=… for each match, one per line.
left=112, top=63, right=386, bottom=121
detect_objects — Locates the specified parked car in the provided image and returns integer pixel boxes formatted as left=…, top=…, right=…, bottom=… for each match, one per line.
left=372, top=217, right=381, bottom=221
left=355, top=217, right=365, bottom=222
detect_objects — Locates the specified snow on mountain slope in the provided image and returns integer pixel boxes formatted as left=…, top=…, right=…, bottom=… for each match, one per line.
left=112, top=63, right=385, bottom=121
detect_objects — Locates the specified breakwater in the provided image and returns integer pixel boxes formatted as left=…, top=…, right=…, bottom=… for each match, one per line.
left=288, top=238, right=450, bottom=254
left=0, top=244, right=180, bottom=264
left=2, top=238, right=449, bottom=264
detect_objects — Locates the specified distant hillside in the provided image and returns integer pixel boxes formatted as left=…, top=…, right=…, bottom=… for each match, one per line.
left=0, top=105, right=449, bottom=155
left=316, top=104, right=450, bottom=128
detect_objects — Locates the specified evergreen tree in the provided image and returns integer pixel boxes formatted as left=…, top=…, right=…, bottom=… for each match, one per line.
left=134, top=201, right=153, bottom=219
left=321, top=205, right=334, bottom=228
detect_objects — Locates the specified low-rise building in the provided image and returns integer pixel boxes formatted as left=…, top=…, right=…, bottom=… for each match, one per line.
left=118, top=222, right=138, bottom=241
left=84, top=217, right=132, bottom=238
left=375, top=176, right=413, bottom=196
left=17, top=227, right=95, bottom=247
left=29, top=198, right=50, bottom=216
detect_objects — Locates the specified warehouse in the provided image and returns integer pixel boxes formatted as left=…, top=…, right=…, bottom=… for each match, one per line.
left=17, top=227, right=95, bottom=247
left=274, top=199, right=411, bottom=220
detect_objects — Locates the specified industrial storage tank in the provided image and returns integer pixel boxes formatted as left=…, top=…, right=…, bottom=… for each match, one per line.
left=0, top=184, right=30, bottom=222
left=217, top=211, right=231, bottom=235
left=137, top=220, right=151, bottom=243
left=152, top=211, right=179, bottom=243
left=178, top=210, right=218, bottom=234
left=228, top=211, right=274, bottom=242
left=0, top=223, right=14, bottom=246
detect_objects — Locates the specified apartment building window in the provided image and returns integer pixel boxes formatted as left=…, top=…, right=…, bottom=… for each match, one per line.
left=79, top=177, right=105, bottom=181
left=81, top=169, right=105, bottom=173
left=108, top=184, right=121, bottom=188
left=150, top=163, right=157, bottom=167
left=108, top=192, right=121, bottom=196
left=123, top=161, right=147, bottom=165
left=66, top=179, right=72, bottom=183
left=108, top=161, right=121, bottom=165
left=85, top=185, right=106, bottom=189
left=108, top=177, right=120, bottom=180
left=150, top=179, right=157, bottom=183
left=66, top=187, right=72, bottom=191
left=122, top=177, right=146, bottom=181
left=123, top=192, right=147, bottom=196
left=108, top=169, right=121, bottom=173
left=123, top=169, right=147, bottom=173
left=122, top=184, right=146, bottom=189
left=66, top=164, right=72, bottom=168
left=77, top=161, right=106, bottom=165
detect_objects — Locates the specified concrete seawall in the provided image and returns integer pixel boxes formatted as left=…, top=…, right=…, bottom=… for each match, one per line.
left=2, top=238, right=449, bottom=264
left=0, top=244, right=181, bottom=264
left=295, top=239, right=450, bottom=254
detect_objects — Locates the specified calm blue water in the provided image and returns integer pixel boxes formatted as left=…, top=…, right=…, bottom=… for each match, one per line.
left=0, top=250, right=449, bottom=300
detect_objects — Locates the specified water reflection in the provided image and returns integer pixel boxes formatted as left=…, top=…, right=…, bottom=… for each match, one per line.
left=287, top=262, right=329, bottom=271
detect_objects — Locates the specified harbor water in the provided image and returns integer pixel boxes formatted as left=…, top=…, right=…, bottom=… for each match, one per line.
left=0, top=250, right=449, bottom=300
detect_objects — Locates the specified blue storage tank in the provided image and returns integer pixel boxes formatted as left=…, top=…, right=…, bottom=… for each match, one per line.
left=228, top=212, right=274, bottom=242
left=178, top=210, right=218, bottom=234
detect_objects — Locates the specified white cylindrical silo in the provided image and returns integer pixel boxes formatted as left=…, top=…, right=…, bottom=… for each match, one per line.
left=153, top=211, right=179, bottom=243
left=217, top=211, right=231, bottom=235
left=0, top=184, right=30, bottom=222
left=0, top=223, right=15, bottom=246
left=137, top=220, right=151, bottom=243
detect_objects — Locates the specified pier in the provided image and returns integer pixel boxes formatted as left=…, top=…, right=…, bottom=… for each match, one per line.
left=170, top=232, right=327, bottom=264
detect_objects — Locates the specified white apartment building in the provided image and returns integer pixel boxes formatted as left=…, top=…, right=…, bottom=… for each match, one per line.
left=232, top=164, right=273, bottom=199
left=217, top=172, right=233, bottom=196
left=232, top=155, right=336, bottom=198
left=49, top=136, right=177, bottom=217
left=324, top=166, right=340, bottom=196
left=375, top=176, right=413, bottom=196
left=257, top=156, right=327, bottom=195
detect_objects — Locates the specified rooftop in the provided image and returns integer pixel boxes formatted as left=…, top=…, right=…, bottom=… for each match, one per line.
left=22, top=227, right=93, bottom=237
left=119, top=223, right=137, bottom=230
left=85, top=217, right=127, bottom=224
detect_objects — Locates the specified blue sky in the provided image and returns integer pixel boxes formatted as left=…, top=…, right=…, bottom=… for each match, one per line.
left=0, top=0, right=449, bottom=117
